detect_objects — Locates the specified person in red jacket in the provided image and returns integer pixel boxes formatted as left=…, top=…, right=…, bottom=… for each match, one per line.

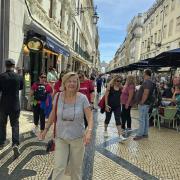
left=53, top=71, right=66, bottom=97
left=78, top=71, right=95, bottom=128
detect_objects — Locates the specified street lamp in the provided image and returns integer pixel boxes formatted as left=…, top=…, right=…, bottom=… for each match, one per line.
left=74, top=6, right=99, bottom=24
left=92, top=11, right=99, bottom=24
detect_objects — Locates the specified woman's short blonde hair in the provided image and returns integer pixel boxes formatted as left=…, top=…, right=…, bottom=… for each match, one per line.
left=126, top=75, right=136, bottom=85
left=61, top=72, right=80, bottom=91
left=109, top=75, right=122, bottom=87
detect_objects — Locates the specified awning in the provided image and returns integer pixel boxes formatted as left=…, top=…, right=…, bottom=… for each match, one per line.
left=149, top=48, right=180, bottom=67
left=45, top=36, right=70, bottom=57
left=107, top=48, right=180, bottom=74
left=25, top=23, right=70, bottom=57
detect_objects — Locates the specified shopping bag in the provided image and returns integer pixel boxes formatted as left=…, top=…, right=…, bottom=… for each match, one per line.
left=98, top=95, right=105, bottom=113
left=46, top=93, right=60, bottom=153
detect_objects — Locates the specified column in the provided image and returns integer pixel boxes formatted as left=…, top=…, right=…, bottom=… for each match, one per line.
left=0, top=0, right=10, bottom=73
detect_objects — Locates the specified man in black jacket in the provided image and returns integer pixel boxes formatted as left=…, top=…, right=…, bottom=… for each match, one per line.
left=0, top=59, right=23, bottom=158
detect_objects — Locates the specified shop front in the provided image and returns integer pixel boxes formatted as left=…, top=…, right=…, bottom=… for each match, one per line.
left=22, top=28, right=70, bottom=109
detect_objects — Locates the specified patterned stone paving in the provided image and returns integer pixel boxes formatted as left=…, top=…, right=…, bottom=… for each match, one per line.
left=93, top=152, right=141, bottom=180
left=93, top=108, right=180, bottom=180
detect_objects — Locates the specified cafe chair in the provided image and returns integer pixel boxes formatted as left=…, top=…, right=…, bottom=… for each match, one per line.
left=157, top=106, right=177, bottom=130
left=175, top=113, right=180, bottom=132
left=149, top=108, right=159, bottom=127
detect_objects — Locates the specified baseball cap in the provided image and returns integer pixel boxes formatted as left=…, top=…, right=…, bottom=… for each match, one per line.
left=5, top=59, right=15, bottom=66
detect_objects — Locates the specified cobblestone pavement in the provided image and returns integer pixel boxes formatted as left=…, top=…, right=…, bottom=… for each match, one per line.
left=93, top=109, right=180, bottom=180
left=0, top=103, right=180, bottom=180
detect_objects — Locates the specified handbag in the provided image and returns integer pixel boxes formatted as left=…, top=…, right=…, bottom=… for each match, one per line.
left=98, top=95, right=105, bottom=113
left=46, top=92, right=60, bottom=152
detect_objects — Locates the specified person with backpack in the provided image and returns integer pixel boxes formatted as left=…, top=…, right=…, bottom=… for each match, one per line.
left=133, top=69, right=154, bottom=140
left=121, top=75, right=136, bottom=132
left=30, top=73, right=53, bottom=140
left=104, top=75, right=127, bottom=141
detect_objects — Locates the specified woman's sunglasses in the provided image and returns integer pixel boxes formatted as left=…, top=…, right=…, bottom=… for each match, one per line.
left=41, top=76, right=46, bottom=79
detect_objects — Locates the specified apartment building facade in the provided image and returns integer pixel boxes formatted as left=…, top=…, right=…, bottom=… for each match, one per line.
left=0, top=0, right=100, bottom=77
left=141, top=0, right=180, bottom=60
left=109, top=0, right=180, bottom=72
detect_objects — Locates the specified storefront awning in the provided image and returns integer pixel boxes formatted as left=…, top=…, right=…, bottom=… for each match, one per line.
left=45, top=36, right=70, bottom=57
left=25, top=22, right=70, bottom=57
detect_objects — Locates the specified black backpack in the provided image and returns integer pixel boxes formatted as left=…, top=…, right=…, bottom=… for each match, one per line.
left=34, top=84, right=47, bottom=101
left=148, top=83, right=161, bottom=108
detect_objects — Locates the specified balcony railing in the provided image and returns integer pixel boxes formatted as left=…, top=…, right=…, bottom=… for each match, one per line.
left=75, top=42, right=92, bottom=63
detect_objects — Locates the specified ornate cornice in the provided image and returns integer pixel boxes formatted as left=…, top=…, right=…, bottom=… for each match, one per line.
left=26, top=0, right=69, bottom=44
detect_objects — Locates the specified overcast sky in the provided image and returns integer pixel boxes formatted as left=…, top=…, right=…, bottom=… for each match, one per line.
left=94, top=0, right=156, bottom=62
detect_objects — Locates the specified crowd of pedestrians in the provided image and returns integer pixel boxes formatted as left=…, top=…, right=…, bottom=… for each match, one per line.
left=0, top=58, right=180, bottom=180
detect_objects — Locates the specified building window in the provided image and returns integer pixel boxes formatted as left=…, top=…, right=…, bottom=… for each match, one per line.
left=156, top=14, right=159, bottom=25
left=176, top=16, right=180, bottom=32
left=60, top=8, right=63, bottom=28
left=49, top=0, right=53, bottom=18
left=168, top=19, right=174, bottom=36
left=163, top=25, right=167, bottom=38
left=154, top=33, right=157, bottom=43
left=151, top=36, right=153, bottom=44
left=171, top=0, right=175, bottom=11
left=148, top=38, right=150, bottom=46
left=158, top=30, right=161, bottom=41
left=145, top=40, right=147, bottom=48
left=151, top=19, right=154, bottom=28
left=72, top=22, right=75, bottom=48
left=80, top=4, right=83, bottom=20
left=160, top=10, right=163, bottom=21
left=164, top=5, right=169, bottom=16
left=142, top=42, right=144, bottom=49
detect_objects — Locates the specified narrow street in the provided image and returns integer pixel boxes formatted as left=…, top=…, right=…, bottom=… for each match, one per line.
left=0, top=103, right=179, bottom=180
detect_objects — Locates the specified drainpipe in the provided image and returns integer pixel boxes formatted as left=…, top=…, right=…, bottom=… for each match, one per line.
left=0, top=0, right=10, bottom=73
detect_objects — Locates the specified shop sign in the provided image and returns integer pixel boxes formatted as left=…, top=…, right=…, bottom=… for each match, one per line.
left=27, top=37, right=43, bottom=51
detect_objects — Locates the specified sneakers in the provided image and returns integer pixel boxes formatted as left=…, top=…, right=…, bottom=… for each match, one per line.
left=32, top=126, right=38, bottom=134
left=126, top=128, right=133, bottom=132
left=133, top=136, right=143, bottom=141
left=119, top=135, right=127, bottom=142
left=13, top=145, right=20, bottom=159
left=104, top=131, right=108, bottom=138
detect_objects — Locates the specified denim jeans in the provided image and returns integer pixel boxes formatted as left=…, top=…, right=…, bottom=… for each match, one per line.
left=137, top=104, right=150, bottom=136
left=0, top=111, right=20, bottom=146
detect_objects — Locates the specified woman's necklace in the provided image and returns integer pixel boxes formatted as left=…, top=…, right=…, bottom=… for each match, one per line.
left=62, top=93, right=76, bottom=121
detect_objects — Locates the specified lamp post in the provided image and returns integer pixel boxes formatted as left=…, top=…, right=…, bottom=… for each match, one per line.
left=73, top=6, right=99, bottom=25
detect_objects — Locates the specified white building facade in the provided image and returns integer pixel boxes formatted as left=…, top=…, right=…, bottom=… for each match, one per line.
left=141, top=0, right=180, bottom=60
left=0, top=0, right=100, bottom=77
left=108, top=0, right=180, bottom=72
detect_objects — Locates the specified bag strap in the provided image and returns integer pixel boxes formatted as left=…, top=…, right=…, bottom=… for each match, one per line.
left=53, top=92, right=60, bottom=138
